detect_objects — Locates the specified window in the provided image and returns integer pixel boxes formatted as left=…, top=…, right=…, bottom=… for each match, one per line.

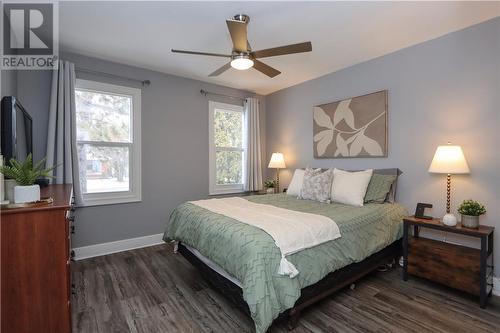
left=209, top=101, right=246, bottom=195
left=75, top=79, right=141, bottom=206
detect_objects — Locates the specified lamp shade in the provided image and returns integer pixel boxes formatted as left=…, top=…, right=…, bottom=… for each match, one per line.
left=268, top=153, right=286, bottom=169
left=428, top=145, right=470, bottom=174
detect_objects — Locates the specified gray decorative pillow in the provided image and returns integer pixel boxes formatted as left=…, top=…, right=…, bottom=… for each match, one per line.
left=364, top=174, right=397, bottom=203
left=299, top=168, right=333, bottom=203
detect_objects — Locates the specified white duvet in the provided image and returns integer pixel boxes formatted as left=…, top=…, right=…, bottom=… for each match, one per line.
left=190, top=197, right=341, bottom=278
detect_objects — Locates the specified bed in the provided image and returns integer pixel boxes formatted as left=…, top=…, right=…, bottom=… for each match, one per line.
left=164, top=191, right=407, bottom=333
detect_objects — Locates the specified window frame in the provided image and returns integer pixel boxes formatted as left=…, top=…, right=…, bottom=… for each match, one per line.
left=208, top=101, right=246, bottom=195
left=75, top=79, right=142, bottom=206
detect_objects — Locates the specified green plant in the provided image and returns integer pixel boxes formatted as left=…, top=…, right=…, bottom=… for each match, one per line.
left=457, top=199, right=486, bottom=216
left=264, top=180, right=276, bottom=189
left=0, top=154, right=57, bottom=186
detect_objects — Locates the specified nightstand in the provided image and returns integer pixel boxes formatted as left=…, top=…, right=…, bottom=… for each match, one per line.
left=253, top=190, right=271, bottom=195
left=402, top=216, right=494, bottom=308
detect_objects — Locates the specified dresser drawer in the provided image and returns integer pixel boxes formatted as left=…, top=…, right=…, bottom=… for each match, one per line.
left=407, top=237, right=480, bottom=295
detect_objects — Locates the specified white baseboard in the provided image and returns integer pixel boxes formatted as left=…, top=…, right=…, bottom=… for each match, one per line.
left=494, top=277, right=500, bottom=297
left=73, top=233, right=165, bottom=260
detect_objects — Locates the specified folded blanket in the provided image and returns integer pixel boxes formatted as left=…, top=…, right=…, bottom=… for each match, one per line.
left=190, top=197, right=341, bottom=278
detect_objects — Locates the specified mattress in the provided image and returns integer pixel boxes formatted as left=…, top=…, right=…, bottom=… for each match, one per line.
left=183, top=243, right=242, bottom=287
left=164, top=193, right=407, bottom=333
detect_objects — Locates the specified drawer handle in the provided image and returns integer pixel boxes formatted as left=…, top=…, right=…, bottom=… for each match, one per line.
left=71, top=225, right=75, bottom=234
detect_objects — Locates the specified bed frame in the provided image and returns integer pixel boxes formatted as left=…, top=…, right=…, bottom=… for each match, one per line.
left=178, top=239, right=402, bottom=330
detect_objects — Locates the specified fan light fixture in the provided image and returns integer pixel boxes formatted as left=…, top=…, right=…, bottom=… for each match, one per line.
left=171, top=13, right=312, bottom=77
left=230, top=55, right=254, bottom=70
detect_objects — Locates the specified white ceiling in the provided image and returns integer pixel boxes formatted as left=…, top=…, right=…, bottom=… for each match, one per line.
left=59, top=1, right=499, bottom=95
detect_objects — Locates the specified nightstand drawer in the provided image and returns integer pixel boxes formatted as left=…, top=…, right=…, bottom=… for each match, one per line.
left=408, top=237, right=480, bottom=295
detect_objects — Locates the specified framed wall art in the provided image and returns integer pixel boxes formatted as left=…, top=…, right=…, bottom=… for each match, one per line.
left=313, top=90, right=388, bottom=158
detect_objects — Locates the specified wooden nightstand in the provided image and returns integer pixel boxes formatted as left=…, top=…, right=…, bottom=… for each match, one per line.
left=402, top=216, right=494, bottom=308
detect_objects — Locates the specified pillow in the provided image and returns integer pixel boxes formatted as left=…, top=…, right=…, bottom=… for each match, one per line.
left=364, top=174, right=397, bottom=203
left=286, top=169, right=305, bottom=196
left=299, top=168, right=333, bottom=203
left=372, top=168, right=402, bottom=202
left=331, top=168, right=373, bottom=206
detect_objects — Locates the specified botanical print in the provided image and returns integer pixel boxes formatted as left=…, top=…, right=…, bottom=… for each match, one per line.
left=313, top=90, right=387, bottom=158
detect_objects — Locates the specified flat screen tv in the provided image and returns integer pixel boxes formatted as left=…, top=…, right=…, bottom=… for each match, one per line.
left=1, top=96, right=33, bottom=163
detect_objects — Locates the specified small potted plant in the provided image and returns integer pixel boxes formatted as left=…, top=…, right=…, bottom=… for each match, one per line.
left=457, top=199, right=486, bottom=229
left=0, top=154, right=57, bottom=203
left=264, top=180, right=276, bottom=194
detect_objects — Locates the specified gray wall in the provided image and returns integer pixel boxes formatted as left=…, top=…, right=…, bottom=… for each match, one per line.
left=1, top=70, right=18, bottom=97
left=16, top=70, right=52, bottom=162
left=16, top=52, right=265, bottom=247
left=265, top=18, right=500, bottom=275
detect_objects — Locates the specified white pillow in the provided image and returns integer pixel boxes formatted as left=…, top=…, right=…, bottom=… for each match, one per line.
left=331, top=168, right=373, bottom=207
left=286, top=169, right=305, bottom=196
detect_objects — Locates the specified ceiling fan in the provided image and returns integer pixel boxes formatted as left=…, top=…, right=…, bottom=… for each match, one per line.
left=171, top=14, right=312, bottom=78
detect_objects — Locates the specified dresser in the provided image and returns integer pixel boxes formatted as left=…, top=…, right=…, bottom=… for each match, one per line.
left=1, top=184, right=74, bottom=333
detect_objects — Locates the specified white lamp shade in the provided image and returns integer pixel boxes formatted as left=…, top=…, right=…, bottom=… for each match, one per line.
left=428, top=145, right=470, bottom=174
left=268, top=153, right=286, bottom=169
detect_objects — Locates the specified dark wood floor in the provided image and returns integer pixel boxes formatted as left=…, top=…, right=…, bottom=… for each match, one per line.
left=72, top=243, right=500, bottom=333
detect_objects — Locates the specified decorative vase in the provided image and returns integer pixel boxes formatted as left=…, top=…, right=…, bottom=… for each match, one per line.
left=266, top=188, right=275, bottom=194
left=4, top=179, right=18, bottom=203
left=461, top=214, right=479, bottom=229
left=442, top=213, right=457, bottom=227
left=14, top=184, right=41, bottom=203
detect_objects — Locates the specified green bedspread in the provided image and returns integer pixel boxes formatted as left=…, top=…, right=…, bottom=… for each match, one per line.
left=163, top=194, right=407, bottom=333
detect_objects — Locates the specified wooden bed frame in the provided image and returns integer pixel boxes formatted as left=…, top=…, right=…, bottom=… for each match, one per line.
left=178, top=239, right=402, bottom=330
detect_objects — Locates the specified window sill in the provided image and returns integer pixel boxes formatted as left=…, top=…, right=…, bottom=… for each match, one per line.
left=79, top=194, right=142, bottom=207
left=209, top=190, right=244, bottom=196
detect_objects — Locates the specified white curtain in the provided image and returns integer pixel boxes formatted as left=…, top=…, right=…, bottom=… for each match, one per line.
left=244, top=97, right=263, bottom=191
left=45, top=60, right=84, bottom=205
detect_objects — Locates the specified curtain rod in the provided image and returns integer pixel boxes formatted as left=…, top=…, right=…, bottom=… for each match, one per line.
left=200, top=89, right=250, bottom=102
left=76, top=67, right=151, bottom=86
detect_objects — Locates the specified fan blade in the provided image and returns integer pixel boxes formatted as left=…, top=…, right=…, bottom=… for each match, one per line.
left=252, top=42, right=312, bottom=59
left=253, top=60, right=281, bottom=78
left=208, top=62, right=232, bottom=77
left=171, top=49, right=231, bottom=58
left=226, top=19, right=248, bottom=52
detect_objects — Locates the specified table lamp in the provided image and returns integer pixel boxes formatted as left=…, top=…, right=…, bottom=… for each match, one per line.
left=428, top=143, right=470, bottom=226
left=268, top=153, right=286, bottom=193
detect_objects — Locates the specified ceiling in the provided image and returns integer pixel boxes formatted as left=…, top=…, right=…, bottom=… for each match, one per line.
left=59, top=1, right=499, bottom=95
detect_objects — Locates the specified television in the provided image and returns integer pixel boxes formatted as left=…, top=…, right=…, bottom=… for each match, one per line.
left=1, top=96, right=33, bottom=163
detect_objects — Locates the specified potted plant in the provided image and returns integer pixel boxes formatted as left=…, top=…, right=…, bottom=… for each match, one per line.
left=0, top=154, right=57, bottom=203
left=264, top=180, right=276, bottom=194
left=457, top=199, right=486, bottom=229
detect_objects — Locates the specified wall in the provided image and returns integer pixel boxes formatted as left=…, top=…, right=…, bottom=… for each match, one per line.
left=17, top=51, right=266, bottom=247
left=16, top=70, right=52, bottom=163
left=265, top=18, right=500, bottom=275
left=1, top=70, right=17, bottom=97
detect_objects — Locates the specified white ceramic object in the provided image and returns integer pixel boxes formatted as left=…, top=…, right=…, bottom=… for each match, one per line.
left=14, top=184, right=41, bottom=203
left=442, top=213, right=457, bottom=226
left=4, top=179, right=18, bottom=202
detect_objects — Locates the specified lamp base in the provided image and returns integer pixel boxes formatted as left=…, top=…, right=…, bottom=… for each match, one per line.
left=442, top=213, right=457, bottom=226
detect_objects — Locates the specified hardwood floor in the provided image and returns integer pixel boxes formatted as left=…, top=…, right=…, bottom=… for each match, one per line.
left=72, top=243, right=500, bottom=333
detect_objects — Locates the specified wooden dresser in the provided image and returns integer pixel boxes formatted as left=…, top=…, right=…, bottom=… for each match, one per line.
left=1, top=184, right=74, bottom=333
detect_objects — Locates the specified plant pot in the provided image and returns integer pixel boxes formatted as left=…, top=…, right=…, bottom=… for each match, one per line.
left=266, top=188, right=275, bottom=194
left=461, top=214, right=479, bottom=229
left=4, top=179, right=18, bottom=202
left=14, top=184, right=40, bottom=204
